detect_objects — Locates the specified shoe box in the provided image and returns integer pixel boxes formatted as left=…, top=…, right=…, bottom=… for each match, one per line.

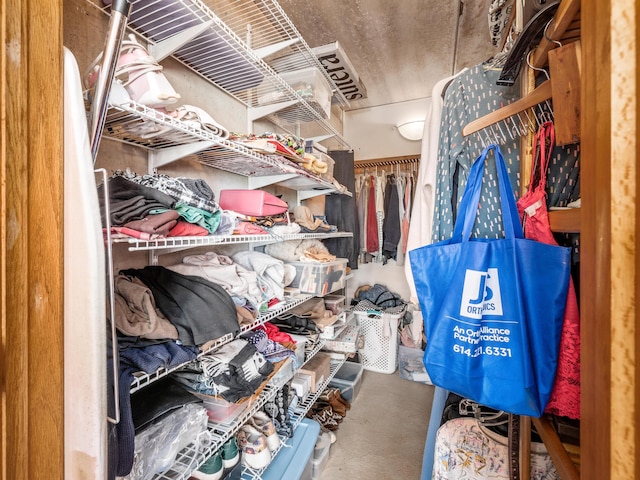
left=328, top=361, right=364, bottom=404
left=297, top=352, right=332, bottom=393
left=321, top=320, right=359, bottom=352
left=292, top=372, right=313, bottom=400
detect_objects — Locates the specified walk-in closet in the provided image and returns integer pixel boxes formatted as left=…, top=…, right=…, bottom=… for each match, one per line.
left=1, top=1, right=638, bottom=480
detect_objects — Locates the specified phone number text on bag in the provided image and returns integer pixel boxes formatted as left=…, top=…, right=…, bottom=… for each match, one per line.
left=453, top=344, right=513, bottom=358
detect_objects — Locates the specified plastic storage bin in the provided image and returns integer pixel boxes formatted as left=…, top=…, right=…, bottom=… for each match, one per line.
left=311, top=432, right=332, bottom=480
left=398, top=345, right=432, bottom=384
left=193, top=393, right=248, bottom=425
left=280, top=67, right=332, bottom=119
left=226, top=419, right=320, bottom=480
left=328, top=361, right=364, bottom=404
left=323, top=294, right=345, bottom=315
left=286, top=258, right=347, bottom=296
left=353, top=300, right=405, bottom=374
left=262, top=418, right=320, bottom=480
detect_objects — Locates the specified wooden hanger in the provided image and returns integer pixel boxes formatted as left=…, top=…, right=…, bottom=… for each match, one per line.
left=463, top=0, right=581, bottom=143
left=462, top=80, right=552, bottom=137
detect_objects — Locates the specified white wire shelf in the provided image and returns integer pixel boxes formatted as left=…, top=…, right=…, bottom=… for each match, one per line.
left=128, top=294, right=313, bottom=393
left=117, top=230, right=353, bottom=253
left=234, top=356, right=347, bottom=480
left=101, top=101, right=350, bottom=197
left=207, top=0, right=349, bottom=107
left=88, top=0, right=352, bottom=148
left=149, top=341, right=347, bottom=479
left=153, top=357, right=296, bottom=480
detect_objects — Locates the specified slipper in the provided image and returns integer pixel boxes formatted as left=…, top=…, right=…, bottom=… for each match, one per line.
left=237, top=138, right=277, bottom=154
left=302, top=153, right=328, bottom=174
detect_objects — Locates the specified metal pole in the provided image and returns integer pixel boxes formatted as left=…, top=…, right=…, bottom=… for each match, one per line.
left=88, top=0, right=132, bottom=162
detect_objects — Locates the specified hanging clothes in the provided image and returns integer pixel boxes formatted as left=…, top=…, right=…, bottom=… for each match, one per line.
left=400, top=171, right=412, bottom=256
left=382, top=174, right=401, bottom=260
left=357, top=174, right=369, bottom=257
left=323, top=150, right=360, bottom=269
left=395, top=173, right=406, bottom=266
left=366, top=175, right=379, bottom=253
left=404, top=70, right=466, bottom=303
left=431, top=63, right=521, bottom=243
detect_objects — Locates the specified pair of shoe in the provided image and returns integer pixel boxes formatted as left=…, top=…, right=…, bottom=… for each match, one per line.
left=236, top=411, right=280, bottom=470
left=318, top=387, right=351, bottom=416
left=307, top=403, right=343, bottom=432
left=191, top=437, right=239, bottom=480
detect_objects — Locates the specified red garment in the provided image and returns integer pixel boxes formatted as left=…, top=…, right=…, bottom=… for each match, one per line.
left=106, top=226, right=159, bottom=241
left=517, top=122, right=580, bottom=419
left=168, top=220, right=209, bottom=237
left=260, top=322, right=294, bottom=344
left=366, top=176, right=379, bottom=253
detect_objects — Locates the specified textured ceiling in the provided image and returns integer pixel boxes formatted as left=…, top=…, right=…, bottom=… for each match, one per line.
left=277, top=0, right=499, bottom=111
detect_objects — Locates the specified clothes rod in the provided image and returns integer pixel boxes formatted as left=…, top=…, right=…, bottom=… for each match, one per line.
left=354, top=155, right=420, bottom=169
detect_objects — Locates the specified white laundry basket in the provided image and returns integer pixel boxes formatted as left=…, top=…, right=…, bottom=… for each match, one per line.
left=353, top=300, right=405, bottom=374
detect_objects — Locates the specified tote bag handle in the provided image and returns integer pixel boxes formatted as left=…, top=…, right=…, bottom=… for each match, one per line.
left=527, top=121, right=555, bottom=193
left=452, top=144, right=523, bottom=241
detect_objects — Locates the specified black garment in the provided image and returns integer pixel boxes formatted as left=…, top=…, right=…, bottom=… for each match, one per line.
left=107, top=320, right=130, bottom=480
left=121, top=266, right=239, bottom=346
left=107, top=330, right=201, bottom=479
left=324, top=150, right=360, bottom=269
left=98, top=175, right=176, bottom=226
left=382, top=174, right=401, bottom=260
left=130, top=377, right=202, bottom=433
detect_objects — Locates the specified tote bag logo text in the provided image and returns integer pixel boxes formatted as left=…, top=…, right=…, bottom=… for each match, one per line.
left=460, top=268, right=503, bottom=319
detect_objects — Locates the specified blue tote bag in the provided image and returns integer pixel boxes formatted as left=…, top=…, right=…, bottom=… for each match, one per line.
left=409, top=144, right=570, bottom=417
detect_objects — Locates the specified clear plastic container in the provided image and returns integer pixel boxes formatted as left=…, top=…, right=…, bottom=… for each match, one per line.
left=323, top=294, right=346, bottom=315
left=286, top=259, right=347, bottom=296
left=280, top=67, right=332, bottom=119
left=194, top=393, right=247, bottom=425
left=328, top=361, right=364, bottom=404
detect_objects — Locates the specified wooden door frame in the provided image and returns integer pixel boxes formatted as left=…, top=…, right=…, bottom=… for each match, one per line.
left=0, top=0, right=635, bottom=479
left=581, top=0, right=637, bottom=479
left=2, top=0, right=64, bottom=479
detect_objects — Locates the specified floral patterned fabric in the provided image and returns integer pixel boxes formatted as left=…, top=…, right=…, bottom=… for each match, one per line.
left=433, top=417, right=559, bottom=480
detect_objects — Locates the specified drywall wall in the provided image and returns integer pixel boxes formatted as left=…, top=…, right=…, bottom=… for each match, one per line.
left=344, top=98, right=430, bottom=160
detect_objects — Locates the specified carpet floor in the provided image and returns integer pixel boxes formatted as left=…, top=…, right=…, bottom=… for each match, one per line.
left=318, top=368, right=434, bottom=480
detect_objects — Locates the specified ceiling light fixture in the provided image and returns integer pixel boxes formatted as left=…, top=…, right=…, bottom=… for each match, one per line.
left=396, top=120, right=425, bottom=141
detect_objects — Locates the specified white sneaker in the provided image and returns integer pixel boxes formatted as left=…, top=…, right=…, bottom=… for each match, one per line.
left=250, top=411, right=281, bottom=452
left=236, top=424, right=271, bottom=470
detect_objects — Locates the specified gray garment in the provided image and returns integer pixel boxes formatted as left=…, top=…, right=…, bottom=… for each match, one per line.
left=99, top=174, right=176, bottom=226
left=166, top=252, right=265, bottom=311
left=231, top=250, right=287, bottom=301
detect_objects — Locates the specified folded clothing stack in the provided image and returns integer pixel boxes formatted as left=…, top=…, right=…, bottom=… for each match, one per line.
left=173, top=338, right=274, bottom=403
